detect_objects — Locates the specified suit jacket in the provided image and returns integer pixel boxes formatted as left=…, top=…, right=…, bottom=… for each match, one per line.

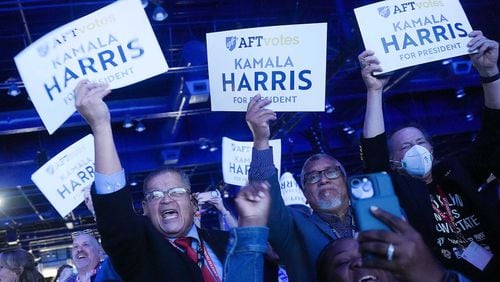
left=92, top=187, right=228, bottom=282
left=360, top=108, right=500, bottom=281
left=264, top=171, right=339, bottom=282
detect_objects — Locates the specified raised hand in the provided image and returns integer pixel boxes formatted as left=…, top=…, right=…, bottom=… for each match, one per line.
left=74, top=80, right=111, bottom=130
left=358, top=50, right=390, bottom=93
left=235, top=182, right=271, bottom=227
left=468, top=30, right=499, bottom=77
left=245, top=94, right=277, bottom=150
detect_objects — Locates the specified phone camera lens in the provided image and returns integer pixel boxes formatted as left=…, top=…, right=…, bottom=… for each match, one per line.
left=350, top=178, right=361, bottom=189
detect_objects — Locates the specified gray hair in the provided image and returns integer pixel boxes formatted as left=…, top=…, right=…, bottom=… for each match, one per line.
left=142, top=167, right=191, bottom=195
left=300, top=153, right=347, bottom=188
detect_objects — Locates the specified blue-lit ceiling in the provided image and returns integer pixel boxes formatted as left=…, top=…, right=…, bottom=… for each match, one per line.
left=0, top=0, right=498, bottom=251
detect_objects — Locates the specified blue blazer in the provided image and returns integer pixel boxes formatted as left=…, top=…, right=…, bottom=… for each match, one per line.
left=265, top=172, right=339, bottom=282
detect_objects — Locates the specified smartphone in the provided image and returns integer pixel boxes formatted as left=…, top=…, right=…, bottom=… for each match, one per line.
left=348, top=172, right=402, bottom=231
left=196, top=190, right=220, bottom=205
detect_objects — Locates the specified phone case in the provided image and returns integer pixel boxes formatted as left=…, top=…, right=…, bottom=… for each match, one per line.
left=349, top=172, right=403, bottom=231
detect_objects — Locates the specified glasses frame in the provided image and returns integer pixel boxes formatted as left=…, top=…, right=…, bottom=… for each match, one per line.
left=144, top=187, right=190, bottom=202
left=71, top=229, right=96, bottom=239
left=304, top=167, right=342, bottom=185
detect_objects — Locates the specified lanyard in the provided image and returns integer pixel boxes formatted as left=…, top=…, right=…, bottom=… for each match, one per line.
left=431, top=185, right=467, bottom=248
left=172, top=237, right=221, bottom=282
left=199, top=240, right=221, bottom=282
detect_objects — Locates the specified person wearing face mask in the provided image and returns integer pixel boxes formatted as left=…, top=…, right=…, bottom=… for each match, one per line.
left=359, top=30, right=499, bottom=281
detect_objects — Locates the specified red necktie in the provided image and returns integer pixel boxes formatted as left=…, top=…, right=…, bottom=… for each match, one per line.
left=174, top=237, right=216, bottom=282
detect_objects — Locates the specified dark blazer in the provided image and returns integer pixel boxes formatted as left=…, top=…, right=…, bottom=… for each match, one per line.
left=360, top=108, right=500, bottom=281
left=264, top=171, right=339, bottom=282
left=92, top=187, right=228, bottom=282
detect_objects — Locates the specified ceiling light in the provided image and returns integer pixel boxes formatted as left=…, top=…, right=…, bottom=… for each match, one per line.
left=465, top=113, right=474, bottom=122
left=223, top=190, right=229, bottom=198
left=455, top=88, right=466, bottom=99
left=441, top=59, right=452, bottom=65
left=65, top=221, right=74, bottom=229
left=198, top=138, right=209, bottom=150
left=129, top=178, right=138, bottom=186
left=209, top=145, right=218, bottom=152
left=123, top=115, right=134, bottom=128
left=325, top=102, right=335, bottom=114
left=7, top=83, right=21, bottom=97
left=135, top=121, right=146, bottom=132
left=343, top=125, right=355, bottom=135
left=152, top=5, right=168, bottom=21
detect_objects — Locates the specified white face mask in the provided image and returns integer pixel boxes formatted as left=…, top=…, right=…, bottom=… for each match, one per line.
left=393, top=145, right=433, bottom=177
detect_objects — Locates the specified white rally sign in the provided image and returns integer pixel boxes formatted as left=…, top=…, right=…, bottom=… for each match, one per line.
left=222, top=137, right=281, bottom=186
left=207, top=23, right=327, bottom=112
left=14, top=0, right=168, bottom=134
left=279, top=172, right=309, bottom=207
left=354, top=0, right=473, bottom=74
left=31, top=135, right=95, bottom=217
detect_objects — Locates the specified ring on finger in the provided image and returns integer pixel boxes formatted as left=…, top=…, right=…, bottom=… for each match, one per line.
left=386, top=243, right=395, bottom=261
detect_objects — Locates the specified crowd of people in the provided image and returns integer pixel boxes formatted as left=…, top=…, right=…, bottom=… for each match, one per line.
left=1, top=30, right=497, bottom=282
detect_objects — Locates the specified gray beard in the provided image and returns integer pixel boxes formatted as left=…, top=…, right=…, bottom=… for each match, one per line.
left=317, top=197, right=342, bottom=211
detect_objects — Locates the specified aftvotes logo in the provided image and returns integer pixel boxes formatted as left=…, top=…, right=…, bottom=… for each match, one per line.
left=226, top=36, right=238, bottom=51
left=37, top=43, right=50, bottom=57
left=378, top=6, right=391, bottom=18
left=45, top=164, right=55, bottom=175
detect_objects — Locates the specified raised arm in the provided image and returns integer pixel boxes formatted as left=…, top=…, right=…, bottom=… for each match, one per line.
left=224, top=182, right=271, bottom=282
left=468, top=31, right=500, bottom=109
left=246, top=94, right=276, bottom=150
left=74, top=80, right=122, bottom=175
left=359, top=50, right=390, bottom=139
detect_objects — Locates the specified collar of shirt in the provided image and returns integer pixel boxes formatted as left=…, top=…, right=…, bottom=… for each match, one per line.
left=316, top=208, right=355, bottom=238
left=167, top=224, right=200, bottom=248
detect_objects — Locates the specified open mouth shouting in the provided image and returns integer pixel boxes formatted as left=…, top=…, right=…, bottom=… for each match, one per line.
left=161, top=209, right=179, bottom=220
left=358, top=274, right=378, bottom=282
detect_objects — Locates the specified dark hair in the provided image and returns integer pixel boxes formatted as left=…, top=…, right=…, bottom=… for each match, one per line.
left=52, top=264, right=73, bottom=282
left=142, top=167, right=191, bottom=195
left=387, top=122, right=432, bottom=157
left=300, top=154, right=347, bottom=188
left=0, top=248, right=45, bottom=282
left=316, top=240, right=341, bottom=282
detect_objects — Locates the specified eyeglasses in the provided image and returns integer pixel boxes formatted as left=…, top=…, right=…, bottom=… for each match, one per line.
left=71, top=229, right=95, bottom=239
left=304, top=167, right=342, bottom=185
left=144, top=187, right=190, bottom=202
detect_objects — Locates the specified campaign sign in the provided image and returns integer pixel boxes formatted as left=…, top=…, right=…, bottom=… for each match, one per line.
left=222, top=137, right=281, bottom=186
left=207, top=23, right=327, bottom=112
left=31, top=135, right=95, bottom=217
left=14, top=0, right=169, bottom=134
left=279, top=172, right=309, bottom=207
left=354, top=0, right=473, bottom=74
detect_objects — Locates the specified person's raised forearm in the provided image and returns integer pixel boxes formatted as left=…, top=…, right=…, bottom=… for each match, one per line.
left=363, top=88, right=385, bottom=138
left=92, top=123, right=122, bottom=175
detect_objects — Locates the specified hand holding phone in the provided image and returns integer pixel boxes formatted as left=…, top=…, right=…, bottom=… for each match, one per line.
left=196, top=190, right=221, bottom=205
left=348, top=172, right=403, bottom=231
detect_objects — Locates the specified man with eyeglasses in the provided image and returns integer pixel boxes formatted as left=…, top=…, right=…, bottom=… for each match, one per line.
left=74, top=81, right=229, bottom=282
left=244, top=94, right=355, bottom=281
